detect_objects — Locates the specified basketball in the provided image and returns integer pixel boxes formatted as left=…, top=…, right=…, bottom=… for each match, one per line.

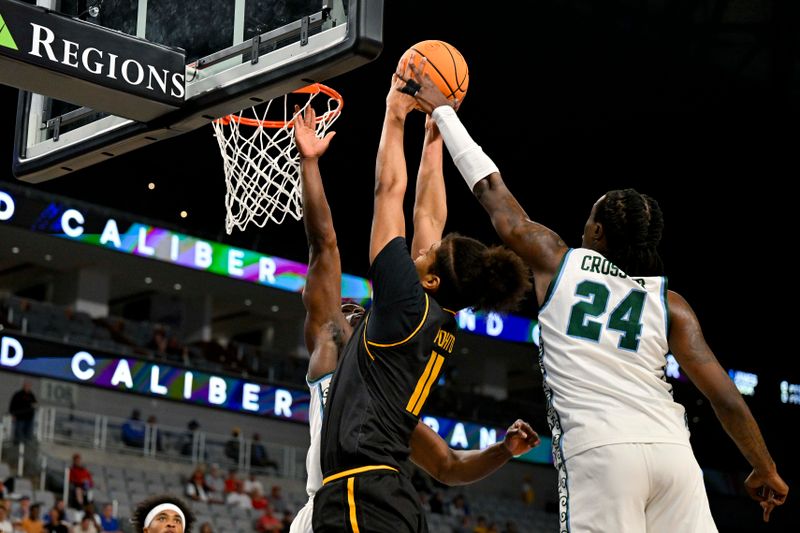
left=398, top=40, right=469, bottom=104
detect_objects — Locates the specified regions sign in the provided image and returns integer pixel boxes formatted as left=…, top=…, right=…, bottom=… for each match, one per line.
left=0, top=0, right=184, bottom=121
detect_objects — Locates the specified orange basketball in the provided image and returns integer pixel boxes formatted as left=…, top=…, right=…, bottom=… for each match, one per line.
left=398, top=40, right=469, bottom=104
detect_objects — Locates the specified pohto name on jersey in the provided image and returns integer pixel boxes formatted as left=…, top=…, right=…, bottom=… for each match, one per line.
left=434, top=329, right=455, bottom=353
left=580, top=253, right=646, bottom=288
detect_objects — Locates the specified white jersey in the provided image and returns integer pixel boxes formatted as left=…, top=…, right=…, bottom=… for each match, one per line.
left=538, top=248, right=690, bottom=463
left=304, top=372, right=332, bottom=497
left=290, top=372, right=332, bottom=533
left=289, top=372, right=333, bottom=533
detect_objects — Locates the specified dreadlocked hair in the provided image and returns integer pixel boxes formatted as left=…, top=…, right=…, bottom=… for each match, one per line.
left=594, top=189, right=665, bottom=276
left=131, top=494, right=195, bottom=532
left=432, top=233, right=532, bottom=313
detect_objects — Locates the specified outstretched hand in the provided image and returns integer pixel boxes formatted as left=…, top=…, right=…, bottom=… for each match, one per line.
left=387, top=73, right=417, bottom=117
left=293, top=104, right=336, bottom=159
left=399, top=54, right=458, bottom=115
left=744, top=468, right=789, bottom=522
left=502, top=419, right=541, bottom=457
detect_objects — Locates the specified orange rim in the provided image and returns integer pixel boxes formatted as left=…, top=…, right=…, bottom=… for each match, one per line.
left=215, top=83, right=343, bottom=128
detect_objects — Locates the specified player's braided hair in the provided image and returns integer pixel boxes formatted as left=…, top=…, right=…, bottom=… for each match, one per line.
left=594, top=189, right=665, bottom=276
left=432, top=233, right=532, bottom=313
left=131, top=494, right=195, bottom=532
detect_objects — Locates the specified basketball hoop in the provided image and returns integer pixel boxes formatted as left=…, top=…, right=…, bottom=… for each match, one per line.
left=212, top=83, right=344, bottom=233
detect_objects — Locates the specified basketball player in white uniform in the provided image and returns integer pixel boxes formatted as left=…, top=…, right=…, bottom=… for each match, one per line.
left=290, top=106, right=541, bottom=533
left=403, top=63, right=789, bottom=531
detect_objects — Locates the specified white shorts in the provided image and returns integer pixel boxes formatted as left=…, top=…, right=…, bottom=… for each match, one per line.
left=562, top=442, right=718, bottom=533
left=289, top=498, right=313, bottom=533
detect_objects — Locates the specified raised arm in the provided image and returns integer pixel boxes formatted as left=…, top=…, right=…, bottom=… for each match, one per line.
left=405, top=60, right=567, bottom=301
left=370, top=75, right=416, bottom=264
left=411, top=117, right=446, bottom=258
left=409, top=419, right=540, bottom=486
left=667, top=290, right=788, bottom=522
left=294, top=106, right=348, bottom=378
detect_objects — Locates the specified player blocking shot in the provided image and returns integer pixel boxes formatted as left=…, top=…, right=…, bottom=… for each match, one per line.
left=401, top=57, right=789, bottom=532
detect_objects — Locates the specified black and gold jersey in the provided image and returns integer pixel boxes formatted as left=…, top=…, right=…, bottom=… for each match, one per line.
left=320, top=237, right=457, bottom=476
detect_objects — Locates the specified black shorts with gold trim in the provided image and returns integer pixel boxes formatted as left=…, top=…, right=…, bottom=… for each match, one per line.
left=312, top=466, right=428, bottom=533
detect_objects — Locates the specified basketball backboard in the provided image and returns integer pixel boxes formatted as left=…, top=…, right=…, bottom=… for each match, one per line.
left=12, top=0, right=383, bottom=183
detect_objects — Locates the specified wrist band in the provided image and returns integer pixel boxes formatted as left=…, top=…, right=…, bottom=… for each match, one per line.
left=432, top=105, right=499, bottom=191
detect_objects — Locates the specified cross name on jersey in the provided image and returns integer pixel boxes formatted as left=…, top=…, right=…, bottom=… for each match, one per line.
left=580, top=253, right=646, bottom=288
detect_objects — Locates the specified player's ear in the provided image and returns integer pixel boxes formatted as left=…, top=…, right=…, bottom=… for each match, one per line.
left=420, top=273, right=440, bottom=292
left=592, top=222, right=605, bottom=243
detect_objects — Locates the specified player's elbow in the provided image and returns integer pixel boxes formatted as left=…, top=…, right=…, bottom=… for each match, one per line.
left=491, top=219, right=532, bottom=253
left=374, top=178, right=406, bottom=200
left=307, top=230, right=338, bottom=254
left=709, top=388, right=749, bottom=420
left=433, top=455, right=466, bottom=486
left=413, top=210, right=447, bottom=232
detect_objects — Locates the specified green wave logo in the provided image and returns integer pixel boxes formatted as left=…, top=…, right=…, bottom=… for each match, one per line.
left=0, top=13, right=19, bottom=50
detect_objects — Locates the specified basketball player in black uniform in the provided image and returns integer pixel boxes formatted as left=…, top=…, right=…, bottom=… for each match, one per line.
left=312, top=75, right=533, bottom=532
left=293, top=105, right=540, bottom=533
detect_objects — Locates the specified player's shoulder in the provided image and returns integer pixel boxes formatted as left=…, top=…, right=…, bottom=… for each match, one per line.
left=666, top=289, right=688, bottom=307
left=665, top=290, right=697, bottom=324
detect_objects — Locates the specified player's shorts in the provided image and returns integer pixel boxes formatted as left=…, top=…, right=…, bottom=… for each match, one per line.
left=312, top=467, right=427, bottom=533
left=563, top=442, right=718, bottom=532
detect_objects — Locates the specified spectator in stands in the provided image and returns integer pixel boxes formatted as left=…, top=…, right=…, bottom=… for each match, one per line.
left=503, top=521, right=519, bottom=533
left=255, top=507, right=281, bottom=532
left=148, top=326, right=170, bottom=359
left=520, top=474, right=535, bottom=506
left=131, top=494, right=195, bottom=533
left=203, top=464, right=225, bottom=503
left=68, top=453, right=94, bottom=509
left=179, top=420, right=200, bottom=456
left=49, top=499, right=67, bottom=525
left=224, top=428, right=241, bottom=463
left=249, top=433, right=278, bottom=472
left=225, top=483, right=252, bottom=510
left=10, top=495, right=31, bottom=523
left=147, top=326, right=185, bottom=362
left=184, top=469, right=209, bottom=503
left=8, top=380, right=37, bottom=444
left=429, top=491, right=446, bottom=514
left=44, top=508, right=69, bottom=533
left=250, top=488, right=269, bottom=511
left=18, top=502, right=44, bottom=533
left=121, top=409, right=146, bottom=448
left=198, top=523, right=213, bottom=533
left=450, top=494, right=471, bottom=519
left=76, top=514, right=100, bottom=533
left=74, top=502, right=101, bottom=531
left=99, top=503, right=121, bottom=533
left=0, top=505, right=12, bottom=533
left=241, top=473, right=263, bottom=497
left=222, top=469, right=239, bottom=495
left=267, top=486, right=286, bottom=514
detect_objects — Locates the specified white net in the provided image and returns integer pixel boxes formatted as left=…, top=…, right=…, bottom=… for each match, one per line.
left=212, top=84, right=343, bottom=234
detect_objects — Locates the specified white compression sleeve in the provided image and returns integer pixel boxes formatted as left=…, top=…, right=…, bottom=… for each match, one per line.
left=431, top=105, right=499, bottom=191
